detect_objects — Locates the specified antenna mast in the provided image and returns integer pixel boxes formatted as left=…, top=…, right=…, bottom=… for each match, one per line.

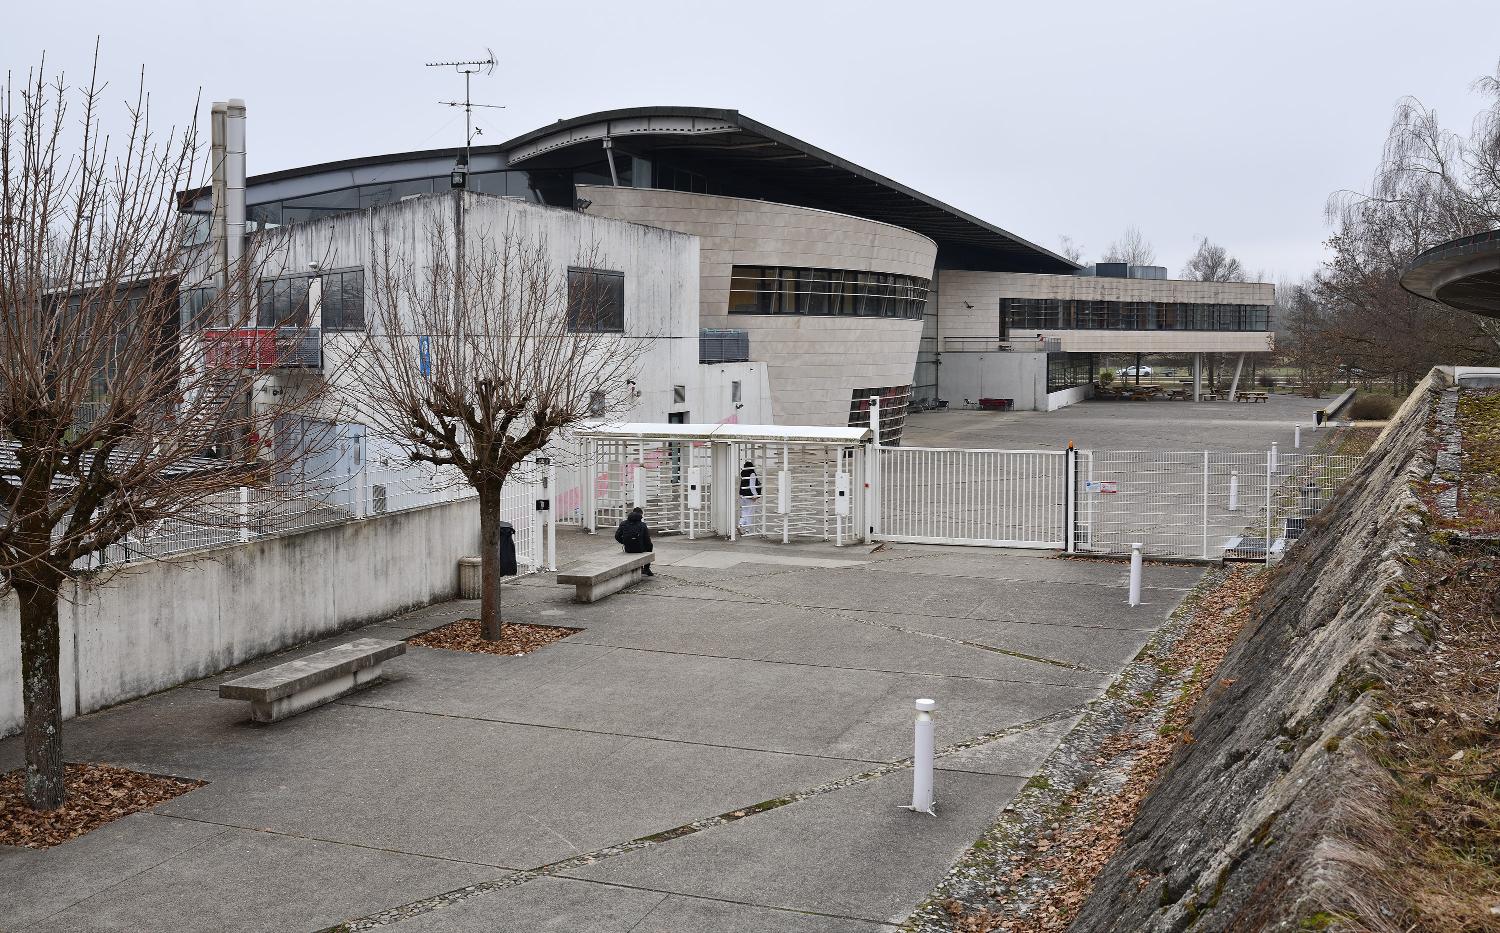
left=425, top=49, right=500, bottom=181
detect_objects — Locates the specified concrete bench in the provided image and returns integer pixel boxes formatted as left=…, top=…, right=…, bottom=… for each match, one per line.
left=219, top=637, right=406, bottom=723
left=557, top=552, right=653, bottom=603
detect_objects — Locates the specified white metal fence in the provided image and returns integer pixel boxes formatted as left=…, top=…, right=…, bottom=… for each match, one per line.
left=874, top=446, right=1069, bottom=548
left=1077, top=449, right=1360, bottom=560
left=89, top=461, right=544, bottom=571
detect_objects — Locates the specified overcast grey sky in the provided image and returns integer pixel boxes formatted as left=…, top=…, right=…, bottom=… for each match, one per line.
left=7, top=0, right=1500, bottom=281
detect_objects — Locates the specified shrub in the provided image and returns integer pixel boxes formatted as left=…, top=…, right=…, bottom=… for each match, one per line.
left=1099, top=368, right=1116, bottom=385
left=1258, top=373, right=1275, bottom=389
left=1347, top=393, right=1400, bottom=420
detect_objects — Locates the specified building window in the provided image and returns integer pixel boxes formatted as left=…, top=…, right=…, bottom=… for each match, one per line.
left=257, top=274, right=312, bottom=328
left=728, top=266, right=929, bottom=320
left=567, top=268, right=625, bottom=333
left=1003, top=297, right=1270, bottom=333
left=673, top=385, right=687, bottom=404
left=731, top=381, right=742, bottom=403
left=1046, top=353, right=1095, bottom=393
left=320, top=268, right=365, bottom=331
left=588, top=390, right=606, bottom=417
left=179, top=286, right=217, bottom=331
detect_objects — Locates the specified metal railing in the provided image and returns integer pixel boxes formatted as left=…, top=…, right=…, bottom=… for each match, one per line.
left=202, top=326, right=322, bottom=369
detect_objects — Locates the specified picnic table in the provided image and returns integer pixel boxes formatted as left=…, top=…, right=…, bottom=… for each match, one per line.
left=1235, top=391, right=1270, bottom=403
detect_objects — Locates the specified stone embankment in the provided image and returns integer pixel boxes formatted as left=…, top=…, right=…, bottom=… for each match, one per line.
left=1069, top=368, right=1494, bottom=931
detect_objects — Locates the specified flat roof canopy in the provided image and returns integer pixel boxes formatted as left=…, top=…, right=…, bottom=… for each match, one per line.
left=574, top=422, right=870, bottom=444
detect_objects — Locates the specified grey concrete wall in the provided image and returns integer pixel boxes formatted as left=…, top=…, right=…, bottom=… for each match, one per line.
left=0, top=498, right=480, bottom=737
left=937, top=352, right=1047, bottom=411
left=578, top=185, right=935, bottom=427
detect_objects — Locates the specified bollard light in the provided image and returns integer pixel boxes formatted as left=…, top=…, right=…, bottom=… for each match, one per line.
left=1228, top=471, right=1240, bottom=512
left=1270, top=442, right=1279, bottom=473
left=906, top=698, right=937, bottom=815
left=1294, top=424, right=1302, bottom=449
left=1128, top=542, right=1143, bottom=607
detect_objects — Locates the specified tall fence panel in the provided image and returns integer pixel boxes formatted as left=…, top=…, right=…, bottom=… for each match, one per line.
left=876, top=446, right=1067, bottom=548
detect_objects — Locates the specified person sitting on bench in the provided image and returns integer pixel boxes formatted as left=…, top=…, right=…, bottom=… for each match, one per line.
left=614, top=507, right=655, bottom=575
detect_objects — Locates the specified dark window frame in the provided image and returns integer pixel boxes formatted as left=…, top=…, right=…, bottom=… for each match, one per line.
left=566, top=267, right=626, bottom=333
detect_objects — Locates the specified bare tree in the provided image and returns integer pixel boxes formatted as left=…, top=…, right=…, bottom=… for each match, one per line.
left=359, top=201, right=643, bottom=641
left=1101, top=226, right=1156, bottom=266
left=1310, top=61, right=1500, bottom=384
left=1056, top=235, right=1084, bottom=264
left=1, top=54, right=339, bottom=809
left=1180, top=237, right=1246, bottom=282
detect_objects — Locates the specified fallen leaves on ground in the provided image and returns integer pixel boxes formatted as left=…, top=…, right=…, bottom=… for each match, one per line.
left=408, top=619, right=579, bottom=657
left=946, top=566, right=1269, bottom=932
left=0, top=762, right=203, bottom=849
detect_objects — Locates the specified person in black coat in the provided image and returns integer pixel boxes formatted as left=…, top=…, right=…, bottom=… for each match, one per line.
left=614, top=507, right=654, bottom=575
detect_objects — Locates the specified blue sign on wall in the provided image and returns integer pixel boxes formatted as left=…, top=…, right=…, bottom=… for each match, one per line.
left=418, top=335, right=431, bottom=377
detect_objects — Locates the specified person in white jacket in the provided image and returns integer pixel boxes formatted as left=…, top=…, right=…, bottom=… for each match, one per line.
left=738, top=460, right=761, bottom=531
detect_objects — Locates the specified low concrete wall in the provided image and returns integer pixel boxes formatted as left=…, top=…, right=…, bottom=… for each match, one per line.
left=1, top=497, right=479, bottom=737
left=1044, top=383, right=1093, bottom=411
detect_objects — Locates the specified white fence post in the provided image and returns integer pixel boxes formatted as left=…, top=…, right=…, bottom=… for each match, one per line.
left=1228, top=470, right=1240, bottom=512
left=237, top=486, right=250, bottom=544
left=1200, top=450, right=1210, bottom=559
left=1294, top=424, right=1302, bottom=449
left=1065, top=445, right=1078, bottom=554
left=1128, top=542, right=1143, bottom=606
left=546, top=461, right=557, bottom=571
left=1264, top=450, right=1274, bottom=557
left=907, top=698, right=937, bottom=815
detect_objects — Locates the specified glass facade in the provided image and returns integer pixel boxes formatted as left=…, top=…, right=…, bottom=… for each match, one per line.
left=728, top=266, right=928, bottom=320
left=319, top=269, right=366, bottom=331
left=1046, top=352, right=1095, bottom=393
left=848, top=385, right=912, bottom=445
left=566, top=268, right=625, bottom=333
left=1004, top=298, right=1270, bottom=332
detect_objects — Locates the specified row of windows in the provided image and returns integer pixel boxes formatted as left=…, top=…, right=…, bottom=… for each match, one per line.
left=728, top=266, right=929, bottom=320
left=179, top=269, right=366, bottom=331
left=256, top=269, right=366, bottom=330
left=1004, top=298, right=1270, bottom=332
left=236, top=171, right=574, bottom=232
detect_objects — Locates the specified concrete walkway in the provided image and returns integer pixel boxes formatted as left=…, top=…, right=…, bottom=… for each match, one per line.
left=1, top=533, right=1203, bottom=932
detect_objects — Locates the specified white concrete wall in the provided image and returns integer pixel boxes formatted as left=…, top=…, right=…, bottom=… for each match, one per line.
left=693, top=362, right=773, bottom=426
left=937, top=352, right=1048, bottom=411
left=259, top=192, right=705, bottom=426
left=578, top=185, right=935, bottom=427
left=0, top=497, right=480, bottom=736
left=1045, top=384, right=1094, bottom=411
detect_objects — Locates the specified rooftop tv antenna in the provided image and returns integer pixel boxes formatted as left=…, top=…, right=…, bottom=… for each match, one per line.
left=426, top=49, right=501, bottom=170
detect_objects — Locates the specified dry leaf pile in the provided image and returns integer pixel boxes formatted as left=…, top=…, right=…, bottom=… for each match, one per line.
left=409, top=619, right=580, bottom=656
left=0, top=762, right=203, bottom=849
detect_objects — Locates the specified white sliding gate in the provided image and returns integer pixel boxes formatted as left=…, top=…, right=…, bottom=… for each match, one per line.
left=873, top=446, right=1072, bottom=548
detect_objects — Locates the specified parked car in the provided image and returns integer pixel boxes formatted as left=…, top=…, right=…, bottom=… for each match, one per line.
left=1118, top=365, right=1153, bottom=378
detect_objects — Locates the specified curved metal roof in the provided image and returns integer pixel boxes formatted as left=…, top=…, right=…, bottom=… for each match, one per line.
left=1401, top=230, right=1500, bottom=316
left=187, top=106, right=1077, bottom=273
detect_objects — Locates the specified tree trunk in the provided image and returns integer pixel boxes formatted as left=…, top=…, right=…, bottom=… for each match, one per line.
left=17, top=578, right=65, bottom=810
left=477, top=483, right=504, bottom=641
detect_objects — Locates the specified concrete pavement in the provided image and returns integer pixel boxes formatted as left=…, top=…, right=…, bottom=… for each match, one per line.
left=1, top=533, right=1202, bottom=932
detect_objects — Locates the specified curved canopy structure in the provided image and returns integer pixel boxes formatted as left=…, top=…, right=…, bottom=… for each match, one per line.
left=1401, top=230, right=1500, bottom=317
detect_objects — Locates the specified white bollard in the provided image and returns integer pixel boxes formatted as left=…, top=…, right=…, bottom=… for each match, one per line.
left=1228, top=471, right=1239, bottom=512
left=1270, top=442, right=1279, bottom=473
left=908, top=698, right=937, bottom=815
left=1128, top=542, right=1143, bottom=607
left=1294, top=424, right=1302, bottom=449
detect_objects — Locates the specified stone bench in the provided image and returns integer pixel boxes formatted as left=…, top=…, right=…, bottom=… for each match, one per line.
left=219, top=637, right=406, bottom=723
left=556, top=552, right=653, bottom=603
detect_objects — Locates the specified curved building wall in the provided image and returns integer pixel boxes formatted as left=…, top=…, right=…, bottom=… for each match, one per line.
left=577, top=185, right=936, bottom=430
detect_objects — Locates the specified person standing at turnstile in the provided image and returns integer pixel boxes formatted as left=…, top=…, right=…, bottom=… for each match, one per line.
left=738, top=460, right=761, bottom=532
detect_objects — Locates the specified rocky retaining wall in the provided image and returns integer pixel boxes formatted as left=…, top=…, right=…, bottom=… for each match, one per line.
left=1068, top=370, right=1446, bottom=931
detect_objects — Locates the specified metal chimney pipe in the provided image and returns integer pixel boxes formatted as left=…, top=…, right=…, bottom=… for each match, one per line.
left=210, top=102, right=229, bottom=293
left=224, top=99, right=247, bottom=275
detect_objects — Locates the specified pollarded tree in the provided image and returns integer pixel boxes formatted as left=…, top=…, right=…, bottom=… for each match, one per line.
left=359, top=200, right=644, bottom=641
left=1, top=55, right=339, bottom=809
